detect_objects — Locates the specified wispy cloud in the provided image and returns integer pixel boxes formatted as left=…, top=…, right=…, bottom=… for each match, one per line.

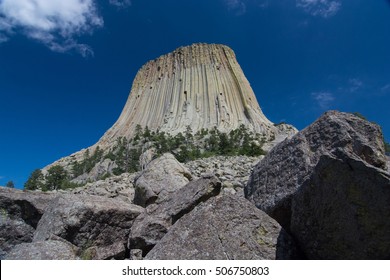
left=381, top=84, right=390, bottom=94
left=296, top=0, right=341, bottom=18
left=348, top=78, right=363, bottom=93
left=223, top=0, right=269, bottom=16
left=109, top=0, right=132, bottom=8
left=0, top=0, right=103, bottom=57
left=225, top=0, right=247, bottom=16
left=312, top=91, right=335, bottom=109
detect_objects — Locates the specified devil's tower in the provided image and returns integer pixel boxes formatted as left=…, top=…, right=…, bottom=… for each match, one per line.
left=96, top=43, right=286, bottom=148
left=46, top=43, right=296, bottom=173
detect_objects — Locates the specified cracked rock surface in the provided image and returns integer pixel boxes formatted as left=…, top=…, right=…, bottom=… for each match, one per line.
left=145, top=194, right=300, bottom=260
left=33, top=194, right=143, bottom=259
left=129, top=175, right=221, bottom=257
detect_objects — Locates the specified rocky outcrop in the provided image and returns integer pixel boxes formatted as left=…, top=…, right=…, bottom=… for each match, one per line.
left=33, top=194, right=143, bottom=259
left=4, top=240, right=78, bottom=260
left=71, top=172, right=138, bottom=203
left=0, top=188, right=55, bottom=258
left=146, top=194, right=299, bottom=260
left=245, top=111, right=387, bottom=229
left=134, top=153, right=192, bottom=207
left=290, top=152, right=390, bottom=259
left=129, top=175, right=221, bottom=257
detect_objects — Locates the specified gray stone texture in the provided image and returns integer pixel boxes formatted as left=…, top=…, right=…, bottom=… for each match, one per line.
left=4, top=240, right=78, bottom=260
left=134, top=153, right=193, bottom=207
left=129, top=175, right=221, bottom=256
left=33, top=194, right=143, bottom=258
left=146, top=194, right=299, bottom=260
left=291, top=153, right=390, bottom=259
left=245, top=111, right=387, bottom=229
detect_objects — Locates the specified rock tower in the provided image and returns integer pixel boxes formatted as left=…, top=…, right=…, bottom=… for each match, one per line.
left=97, top=43, right=280, bottom=148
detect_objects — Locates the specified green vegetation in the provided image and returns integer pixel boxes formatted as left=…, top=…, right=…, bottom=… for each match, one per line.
left=5, top=181, right=15, bottom=188
left=385, top=141, right=390, bottom=154
left=72, top=146, right=103, bottom=177
left=353, top=112, right=367, bottom=120
left=24, top=166, right=81, bottom=191
left=25, top=125, right=267, bottom=191
left=24, top=169, right=44, bottom=190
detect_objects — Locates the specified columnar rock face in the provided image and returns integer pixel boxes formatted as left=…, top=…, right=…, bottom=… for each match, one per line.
left=97, top=43, right=280, bottom=148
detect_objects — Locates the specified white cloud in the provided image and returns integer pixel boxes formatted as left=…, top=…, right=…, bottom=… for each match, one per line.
left=348, top=78, right=363, bottom=92
left=381, top=84, right=390, bottom=94
left=223, top=0, right=269, bottom=16
left=0, top=0, right=103, bottom=56
left=109, top=0, right=132, bottom=8
left=225, top=0, right=247, bottom=16
left=296, top=0, right=341, bottom=18
left=312, top=91, right=335, bottom=109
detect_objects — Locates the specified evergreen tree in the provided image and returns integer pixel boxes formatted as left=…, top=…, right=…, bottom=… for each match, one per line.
left=143, top=126, right=151, bottom=140
left=134, top=124, right=143, bottom=141
left=24, top=169, right=44, bottom=190
left=385, top=141, right=390, bottom=154
left=218, top=132, right=233, bottom=155
left=46, top=166, right=68, bottom=191
left=6, top=181, right=15, bottom=188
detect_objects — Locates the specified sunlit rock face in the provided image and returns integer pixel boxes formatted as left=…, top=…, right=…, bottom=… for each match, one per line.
left=97, top=43, right=281, bottom=147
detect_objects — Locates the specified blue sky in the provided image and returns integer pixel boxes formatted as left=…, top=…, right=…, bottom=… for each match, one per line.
left=1, top=0, right=389, bottom=188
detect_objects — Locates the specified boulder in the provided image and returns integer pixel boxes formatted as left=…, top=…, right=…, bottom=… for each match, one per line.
left=0, top=188, right=55, bottom=257
left=0, top=188, right=55, bottom=228
left=145, top=194, right=300, bottom=260
left=245, top=111, right=387, bottom=229
left=4, top=240, right=78, bottom=260
left=134, top=153, right=192, bottom=207
left=129, top=175, right=221, bottom=256
left=0, top=217, right=35, bottom=259
left=290, top=152, right=390, bottom=259
left=33, top=194, right=143, bottom=259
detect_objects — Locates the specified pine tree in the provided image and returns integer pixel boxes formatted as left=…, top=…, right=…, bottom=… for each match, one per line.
left=6, top=181, right=15, bottom=188
left=46, top=166, right=68, bottom=191
left=24, top=169, right=44, bottom=190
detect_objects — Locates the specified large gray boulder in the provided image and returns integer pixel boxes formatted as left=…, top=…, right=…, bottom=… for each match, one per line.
left=33, top=194, right=143, bottom=259
left=145, top=194, right=300, bottom=260
left=134, top=153, right=193, bottom=207
left=0, top=188, right=55, bottom=228
left=0, top=217, right=35, bottom=259
left=0, top=188, right=55, bottom=258
left=4, top=240, right=78, bottom=260
left=129, top=175, right=221, bottom=257
left=290, top=152, right=390, bottom=259
left=245, top=111, right=387, bottom=229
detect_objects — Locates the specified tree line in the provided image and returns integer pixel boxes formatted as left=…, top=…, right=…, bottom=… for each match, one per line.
left=24, top=125, right=267, bottom=191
